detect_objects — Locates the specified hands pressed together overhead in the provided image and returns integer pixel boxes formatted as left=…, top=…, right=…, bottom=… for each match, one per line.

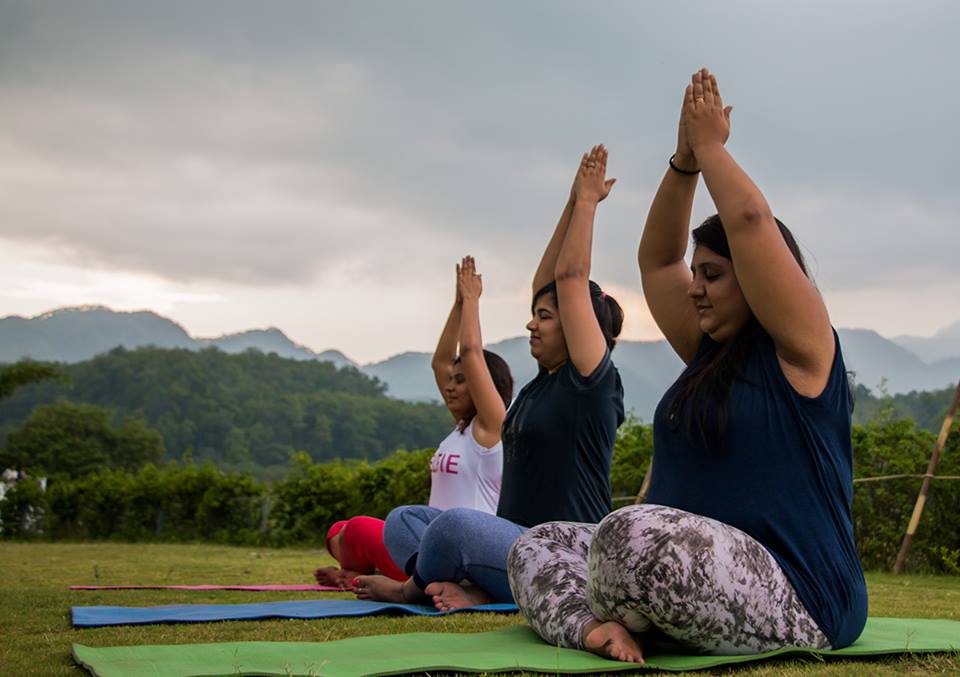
left=572, top=144, right=616, bottom=204
left=457, top=255, right=482, bottom=302
left=678, top=68, right=733, bottom=167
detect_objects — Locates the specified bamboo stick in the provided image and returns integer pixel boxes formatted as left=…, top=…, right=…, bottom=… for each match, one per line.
left=635, top=459, right=653, bottom=504
left=893, top=378, right=960, bottom=574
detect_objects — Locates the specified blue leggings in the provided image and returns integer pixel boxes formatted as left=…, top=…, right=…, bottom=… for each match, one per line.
left=383, top=506, right=527, bottom=603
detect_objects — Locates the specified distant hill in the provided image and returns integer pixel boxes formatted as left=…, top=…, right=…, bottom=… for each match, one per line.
left=1, top=306, right=957, bottom=421
left=363, top=329, right=957, bottom=420
left=893, top=319, right=960, bottom=363
left=0, top=307, right=354, bottom=367
left=0, top=347, right=451, bottom=474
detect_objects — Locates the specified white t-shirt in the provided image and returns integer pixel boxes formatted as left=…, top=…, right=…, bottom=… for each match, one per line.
left=428, top=420, right=502, bottom=514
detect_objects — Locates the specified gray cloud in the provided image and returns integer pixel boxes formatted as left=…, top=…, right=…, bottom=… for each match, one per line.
left=0, top=0, right=957, bottom=304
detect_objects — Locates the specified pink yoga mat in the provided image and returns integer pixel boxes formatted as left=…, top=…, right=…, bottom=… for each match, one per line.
left=70, top=584, right=345, bottom=591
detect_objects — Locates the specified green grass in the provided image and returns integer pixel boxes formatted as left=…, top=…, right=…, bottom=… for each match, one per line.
left=1, top=543, right=958, bottom=676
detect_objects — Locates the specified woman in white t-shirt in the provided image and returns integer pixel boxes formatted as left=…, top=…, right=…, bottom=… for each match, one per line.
left=427, top=255, right=514, bottom=513
left=317, top=256, right=513, bottom=589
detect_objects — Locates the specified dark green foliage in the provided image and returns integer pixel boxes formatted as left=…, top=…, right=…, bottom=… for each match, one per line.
left=22, top=463, right=267, bottom=543
left=610, top=414, right=654, bottom=501
left=850, top=417, right=960, bottom=572
left=0, top=402, right=164, bottom=478
left=267, top=449, right=433, bottom=544
left=0, top=360, right=64, bottom=400
left=0, top=478, right=46, bottom=537
left=0, top=348, right=452, bottom=472
left=852, top=383, right=956, bottom=432
left=3, top=416, right=959, bottom=573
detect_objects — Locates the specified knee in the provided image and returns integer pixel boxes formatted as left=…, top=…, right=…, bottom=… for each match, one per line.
left=507, top=526, right=545, bottom=572
left=384, top=505, right=413, bottom=528
left=383, top=505, right=414, bottom=538
left=591, top=505, right=681, bottom=576
left=422, top=508, right=478, bottom=550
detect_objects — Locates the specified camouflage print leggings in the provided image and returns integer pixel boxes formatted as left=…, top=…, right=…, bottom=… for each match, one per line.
left=507, top=504, right=830, bottom=655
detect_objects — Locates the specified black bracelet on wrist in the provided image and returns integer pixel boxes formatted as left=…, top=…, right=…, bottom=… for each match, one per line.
left=669, top=153, right=700, bottom=175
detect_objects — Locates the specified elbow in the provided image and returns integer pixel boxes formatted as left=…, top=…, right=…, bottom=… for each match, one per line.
left=729, top=199, right=774, bottom=233
left=553, top=263, right=589, bottom=283
left=637, top=245, right=654, bottom=273
left=458, top=342, right=482, bottom=357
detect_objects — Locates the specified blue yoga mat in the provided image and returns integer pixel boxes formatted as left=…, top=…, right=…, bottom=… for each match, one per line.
left=71, top=599, right=518, bottom=628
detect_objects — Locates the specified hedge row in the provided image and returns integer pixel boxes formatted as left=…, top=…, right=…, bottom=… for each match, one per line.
left=2, top=418, right=958, bottom=572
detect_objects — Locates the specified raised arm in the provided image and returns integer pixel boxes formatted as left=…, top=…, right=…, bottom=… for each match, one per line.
left=532, top=179, right=578, bottom=296
left=456, top=256, right=507, bottom=448
left=685, top=68, right=834, bottom=395
left=431, top=265, right=462, bottom=419
left=638, top=85, right=725, bottom=364
left=554, top=145, right=616, bottom=377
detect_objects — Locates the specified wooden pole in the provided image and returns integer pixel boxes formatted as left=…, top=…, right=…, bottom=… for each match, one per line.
left=635, top=459, right=653, bottom=504
left=893, top=378, right=960, bottom=574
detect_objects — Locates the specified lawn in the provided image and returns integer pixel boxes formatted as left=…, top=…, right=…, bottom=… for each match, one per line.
left=1, top=543, right=958, bottom=676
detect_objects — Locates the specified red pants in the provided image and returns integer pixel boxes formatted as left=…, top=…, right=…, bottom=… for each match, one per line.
left=338, top=516, right=406, bottom=581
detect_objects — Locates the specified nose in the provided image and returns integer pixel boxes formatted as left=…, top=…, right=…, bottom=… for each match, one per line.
left=687, top=276, right=705, bottom=299
left=526, top=318, right=536, bottom=332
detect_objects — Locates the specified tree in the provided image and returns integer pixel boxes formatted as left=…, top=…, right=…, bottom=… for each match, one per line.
left=0, top=402, right=164, bottom=478
left=0, top=361, right=64, bottom=400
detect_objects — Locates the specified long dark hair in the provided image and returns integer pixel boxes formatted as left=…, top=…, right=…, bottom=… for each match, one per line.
left=532, top=280, right=624, bottom=351
left=456, top=349, right=514, bottom=432
left=667, top=214, right=808, bottom=448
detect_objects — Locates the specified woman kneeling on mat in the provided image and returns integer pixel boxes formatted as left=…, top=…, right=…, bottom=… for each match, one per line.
left=508, top=69, right=867, bottom=662
left=355, top=145, right=625, bottom=610
left=316, top=256, right=514, bottom=589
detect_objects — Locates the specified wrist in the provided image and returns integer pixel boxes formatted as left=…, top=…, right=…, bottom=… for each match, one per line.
left=669, top=153, right=699, bottom=176
left=573, top=194, right=600, bottom=208
left=670, top=152, right=698, bottom=173
left=690, top=141, right=725, bottom=160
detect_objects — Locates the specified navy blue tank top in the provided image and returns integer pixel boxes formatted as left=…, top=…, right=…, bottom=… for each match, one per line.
left=647, top=330, right=867, bottom=648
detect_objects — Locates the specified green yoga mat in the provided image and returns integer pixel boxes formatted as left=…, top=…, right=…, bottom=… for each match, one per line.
left=73, top=617, right=959, bottom=677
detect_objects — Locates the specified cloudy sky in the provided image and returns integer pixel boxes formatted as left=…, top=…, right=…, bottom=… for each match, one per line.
left=0, top=1, right=956, bottom=363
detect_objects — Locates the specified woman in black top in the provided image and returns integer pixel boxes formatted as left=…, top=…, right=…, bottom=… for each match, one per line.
left=354, top=146, right=625, bottom=610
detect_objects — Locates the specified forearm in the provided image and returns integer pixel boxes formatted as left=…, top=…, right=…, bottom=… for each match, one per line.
left=638, top=166, right=698, bottom=270
left=555, top=200, right=596, bottom=281
left=458, top=298, right=483, bottom=355
left=533, top=197, right=576, bottom=292
left=695, top=143, right=773, bottom=231
left=432, top=303, right=462, bottom=368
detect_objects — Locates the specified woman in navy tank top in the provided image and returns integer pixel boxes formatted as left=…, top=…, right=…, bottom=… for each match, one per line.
left=508, top=69, right=867, bottom=661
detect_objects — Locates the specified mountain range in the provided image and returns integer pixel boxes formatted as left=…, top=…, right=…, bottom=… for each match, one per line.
left=1, top=306, right=957, bottom=420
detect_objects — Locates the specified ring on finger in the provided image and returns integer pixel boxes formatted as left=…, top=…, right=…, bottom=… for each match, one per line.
left=695, top=97, right=704, bottom=104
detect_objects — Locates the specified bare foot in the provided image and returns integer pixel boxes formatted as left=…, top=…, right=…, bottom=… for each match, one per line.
left=353, top=574, right=404, bottom=601
left=424, top=581, right=492, bottom=611
left=582, top=620, right=644, bottom=664
left=354, top=575, right=430, bottom=604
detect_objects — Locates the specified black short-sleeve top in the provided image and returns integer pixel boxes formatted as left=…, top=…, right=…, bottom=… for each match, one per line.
left=497, top=349, right=625, bottom=527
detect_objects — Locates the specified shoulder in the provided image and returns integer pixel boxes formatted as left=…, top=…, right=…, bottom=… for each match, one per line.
left=768, top=329, right=851, bottom=410
left=558, top=349, right=620, bottom=392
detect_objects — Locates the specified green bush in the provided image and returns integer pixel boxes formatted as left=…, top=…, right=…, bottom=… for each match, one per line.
left=3, top=417, right=958, bottom=573
left=31, top=463, right=268, bottom=543
left=851, top=417, right=960, bottom=572
left=0, top=478, right=46, bottom=537
left=267, top=448, right=432, bottom=545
